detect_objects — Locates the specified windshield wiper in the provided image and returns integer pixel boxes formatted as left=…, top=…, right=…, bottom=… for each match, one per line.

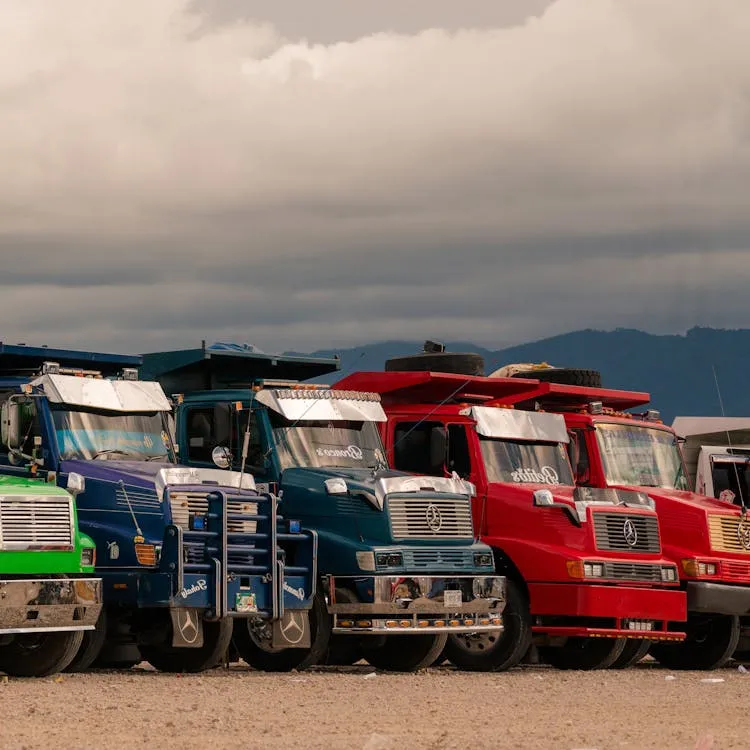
left=145, top=453, right=170, bottom=462
left=92, top=449, right=136, bottom=460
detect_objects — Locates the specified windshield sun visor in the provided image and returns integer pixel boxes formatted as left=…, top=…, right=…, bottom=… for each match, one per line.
left=470, top=407, right=569, bottom=444
left=32, top=374, right=171, bottom=413
left=256, top=389, right=387, bottom=422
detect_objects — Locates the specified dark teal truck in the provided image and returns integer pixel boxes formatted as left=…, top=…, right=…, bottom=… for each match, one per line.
left=142, top=343, right=506, bottom=671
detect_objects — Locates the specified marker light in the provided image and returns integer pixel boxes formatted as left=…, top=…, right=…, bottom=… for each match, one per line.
left=682, top=559, right=718, bottom=577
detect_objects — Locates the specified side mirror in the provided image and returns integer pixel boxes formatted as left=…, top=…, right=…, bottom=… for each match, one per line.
left=212, top=446, right=232, bottom=469
left=1, top=401, right=20, bottom=449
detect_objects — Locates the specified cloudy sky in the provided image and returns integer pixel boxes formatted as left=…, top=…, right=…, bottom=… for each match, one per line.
left=1, top=0, right=749, bottom=355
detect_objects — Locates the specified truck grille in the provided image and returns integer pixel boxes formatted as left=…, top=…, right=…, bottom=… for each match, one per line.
left=402, top=549, right=476, bottom=570
left=388, top=495, right=473, bottom=540
left=602, top=562, right=664, bottom=582
left=0, top=495, right=74, bottom=550
left=708, top=514, right=750, bottom=554
left=169, top=491, right=258, bottom=534
left=592, top=513, right=660, bottom=553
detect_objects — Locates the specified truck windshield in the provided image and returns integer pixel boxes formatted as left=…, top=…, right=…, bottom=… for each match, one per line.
left=269, top=413, right=386, bottom=470
left=595, top=423, right=689, bottom=489
left=52, top=408, right=175, bottom=462
left=480, top=438, right=574, bottom=486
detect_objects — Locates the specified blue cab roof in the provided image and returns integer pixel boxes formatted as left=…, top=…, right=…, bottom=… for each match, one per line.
left=0, top=342, right=141, bottom=377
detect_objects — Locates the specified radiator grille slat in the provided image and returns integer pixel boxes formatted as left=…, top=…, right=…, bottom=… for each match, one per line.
left=602, top=562, right=664, bottom=582
left=708, top=514, right=750, bottom=554
left=0, top=495, right=74, bottom=548
left=402, top=549, right=475, bottom=569
left=592, top=513, right=661, bottom=553
left=388, top=495, right=473, bottom=540
left=169, top=491, right=258, bottom=534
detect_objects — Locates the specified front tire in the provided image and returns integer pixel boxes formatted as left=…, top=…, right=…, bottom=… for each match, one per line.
left=233, top=592, right=331, bottom=672
left=364, top=634, right=448, bottom=672
left=539, top=637, right=626, bottom=670
left=140, top=617, right=233, bottom=673
left=65, top=607, right=108, bottom=672
left=442, top=578, right=531, bottom=671
left=651, top=614, right=739, bottom=670
left=610, top=639, right=650, bottom=669
left=0, top=631, right=84, bottom=677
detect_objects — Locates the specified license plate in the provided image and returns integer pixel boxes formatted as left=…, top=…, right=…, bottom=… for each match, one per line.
left=236, top=592, right=257, bottom=613
left=444, top=590, right=462, bottom=608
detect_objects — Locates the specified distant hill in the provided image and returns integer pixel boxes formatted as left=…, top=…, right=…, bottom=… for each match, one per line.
left=287, top=327, right=750, bottom=423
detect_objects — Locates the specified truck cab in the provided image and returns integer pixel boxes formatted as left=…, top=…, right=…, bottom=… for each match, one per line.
left=144, top=344, right=505, bottom=672
left=0, top=474, right=102, bottom=677
left=497, top=374, right=750, bottom=669
left=336, top=369, right=686, bottom=671
left=0, top=343, right=317, bottom=673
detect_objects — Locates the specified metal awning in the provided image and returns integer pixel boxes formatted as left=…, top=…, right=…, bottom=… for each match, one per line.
left=469, top=406, right=569, bottom=443
left=255, top=389, right=387, bottom=422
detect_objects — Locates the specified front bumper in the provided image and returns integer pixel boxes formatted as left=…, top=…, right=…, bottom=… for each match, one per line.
left=0, top=578, right=102, bottom=634
left=687, top=581, right=750, bottom=615
left=328, top=574, right=505, bottom=634
left=529, top=583, right=687, bottom=641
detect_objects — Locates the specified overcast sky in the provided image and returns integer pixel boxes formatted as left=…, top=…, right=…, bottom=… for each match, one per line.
left=1, top=0, right=749, bottom=355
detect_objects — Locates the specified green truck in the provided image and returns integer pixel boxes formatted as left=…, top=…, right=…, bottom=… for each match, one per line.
left=0, top=474, right=102, bottom=676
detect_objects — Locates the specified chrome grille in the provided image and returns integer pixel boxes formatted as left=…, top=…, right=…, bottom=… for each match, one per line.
left=116, top=486, right=161, bottom=511
left=602, top=562, right=663, bottom=582
left=402, top=549, right=475, bottom=569
left=708, top=514, right=750, bottom=554
left=388, top=495, right=473, bottom=539
left=0, top=495, right=74, bottom=549
left=592, top=513, right=660, bottom=553
left=169, top=491, right=258, bottom=534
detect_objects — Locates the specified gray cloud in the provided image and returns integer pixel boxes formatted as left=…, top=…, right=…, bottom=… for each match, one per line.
left=1, top=0, right=749, bottom=356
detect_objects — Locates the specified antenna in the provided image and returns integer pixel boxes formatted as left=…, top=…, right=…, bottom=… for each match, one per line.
left=712, top=365, right=747, bottom=514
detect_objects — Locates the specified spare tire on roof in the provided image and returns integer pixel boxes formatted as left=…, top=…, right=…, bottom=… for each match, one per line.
left=510, top=367, right=602, bottom=388
left=385, top=352, right=485, bottom=376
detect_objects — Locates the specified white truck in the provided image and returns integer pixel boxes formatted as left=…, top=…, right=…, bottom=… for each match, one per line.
left=672, top=417, right=750, bottom=507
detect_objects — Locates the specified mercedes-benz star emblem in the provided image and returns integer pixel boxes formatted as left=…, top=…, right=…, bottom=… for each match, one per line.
left=623, top=519, right=638, bottom=548
left=178, top=609, right=199, bottom=645
left=280, top=612, right=307, bottom=646
left=737, top=519, right=750, bottom=551
left=426, top=504, right=443, bottom=533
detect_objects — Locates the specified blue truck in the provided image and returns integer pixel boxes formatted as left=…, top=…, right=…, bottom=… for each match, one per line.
left=0, top=343, right=319, bottom=672
left=142, top=343, right=507, bottom=671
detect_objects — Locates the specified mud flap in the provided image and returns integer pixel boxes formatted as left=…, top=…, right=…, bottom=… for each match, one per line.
left=271, top=610, right=311, bottom=649
left=170, top=608, right=204, bottom=648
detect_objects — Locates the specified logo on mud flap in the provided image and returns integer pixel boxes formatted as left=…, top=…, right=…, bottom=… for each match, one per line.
left=426, top=504, right=443, bottom=532
left=279, top=611, right=307, bottom=646
left=177, top=609, right=200, bottom=645
left=623, top=519, right=638, bottom=548
left=737, top=519, right=750, bottom=550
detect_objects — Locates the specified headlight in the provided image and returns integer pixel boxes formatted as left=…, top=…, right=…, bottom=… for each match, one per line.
left=80, top=547, right=95, bottom=567
left=567, top=560, right=605, bottom=579
left=681, top=558, right=718, bottom=577
left=660, top=566, right=678, bottom=582
left=375, top=552, right=403, bottom=568
left=474, top=552, right=494, bottom=568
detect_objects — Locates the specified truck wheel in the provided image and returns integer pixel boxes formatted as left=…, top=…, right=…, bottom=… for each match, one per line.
left=650, top=614, right=739, bottom=670
left=233, top=592, right=331, bottom=672
left=609, top=639, right=650, bottom=669
left=539, top=637, right=626, bottom=670
left=364, top=633, right=448, bottom=672
left=65, top=607, right=108, bottom=672
left=0, top=631, right=84, bottom=677
left=385, top=352, right=485, bottom=376
left=511, top=368, right=602, bottom=388
left=324, top=589, right=364, bottom=666
left=140, top=617, right=233, bottom=673
left=442, top=578, right=531, bottom=671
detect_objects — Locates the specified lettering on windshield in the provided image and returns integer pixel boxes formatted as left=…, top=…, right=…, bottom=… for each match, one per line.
left=511, top=466, right=560, bottom=484
left=315, top=445, right=364, bottom=460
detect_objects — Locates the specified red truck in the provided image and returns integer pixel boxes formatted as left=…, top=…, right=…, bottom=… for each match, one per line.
left=336, top=367, right=687, bottom=671
left=488, top=368, right=750, bottom=669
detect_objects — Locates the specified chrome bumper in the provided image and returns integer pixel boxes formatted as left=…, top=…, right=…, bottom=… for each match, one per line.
left=328, top=575, right=505, bottom=634
left=0, top=578, right=102, bottom=634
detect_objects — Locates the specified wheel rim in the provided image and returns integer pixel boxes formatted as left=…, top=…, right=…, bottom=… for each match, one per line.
left=451, top=631, right=502, bottom=653
left=245, top=619, right=280, bottom=654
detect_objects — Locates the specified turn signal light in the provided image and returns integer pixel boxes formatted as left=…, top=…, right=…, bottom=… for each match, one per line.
left=135, top=543, right=158, bottom=567
left=682, top=559, right=718, bottom=577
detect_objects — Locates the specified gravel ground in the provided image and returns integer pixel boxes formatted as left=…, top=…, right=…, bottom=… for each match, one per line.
left=0, top=661, right=744, bottom=750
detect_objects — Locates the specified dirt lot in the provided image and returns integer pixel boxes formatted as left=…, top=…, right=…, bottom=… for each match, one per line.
left=0, top=661, right=744, bottom=750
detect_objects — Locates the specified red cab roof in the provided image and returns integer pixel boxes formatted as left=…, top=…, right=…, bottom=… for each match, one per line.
left=497, top=381, right=651, bottom=411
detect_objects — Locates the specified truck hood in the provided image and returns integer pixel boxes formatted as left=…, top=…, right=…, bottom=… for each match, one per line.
left=616, top=485, right=741, bottom=515
left=281, top=467, right=475, bottom=511
left=60, top=459, right=168, bottom=491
